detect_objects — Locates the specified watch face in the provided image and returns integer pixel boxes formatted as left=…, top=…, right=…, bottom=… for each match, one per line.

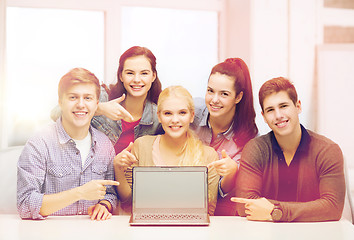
left=272, top=208, right=282, bottom=221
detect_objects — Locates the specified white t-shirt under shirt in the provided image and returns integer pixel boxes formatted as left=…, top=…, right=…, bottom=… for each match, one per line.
left=73, top=132, right=92, bottom=167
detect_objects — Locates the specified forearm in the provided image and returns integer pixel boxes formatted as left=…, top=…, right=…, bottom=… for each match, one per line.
left=114, top=168, right=132, bottom=203
left=40, top=187, right=81, bottom=216
left=220, top=171, right=237, bottom=194
left=276, top=198, right=344, bottom=222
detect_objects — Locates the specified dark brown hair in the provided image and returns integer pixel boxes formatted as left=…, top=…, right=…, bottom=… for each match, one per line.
left=209, top=58, right=258, bottom=148
left=103, top=46, right=161, bottom=104
left=258, top=77, right=298, bottom=111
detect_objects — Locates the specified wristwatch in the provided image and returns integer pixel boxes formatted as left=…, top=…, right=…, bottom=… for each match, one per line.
left=271, top=203, right=283, bottom=222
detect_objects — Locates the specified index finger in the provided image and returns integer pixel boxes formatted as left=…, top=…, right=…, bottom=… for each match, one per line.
left=118, top=106, right=134, bottom=121
left=210, top=159, right=225, bottom=168
left=97, top=180, right=120, bottom=186
left=230, top=197, right=254, bottom=204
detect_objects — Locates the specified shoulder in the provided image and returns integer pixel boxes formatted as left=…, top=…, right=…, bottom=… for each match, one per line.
left=99, top=87, right=109, bottom=102
left=20, top=122, right=58, bottom=159
left=141, top=100, right=159, bottom=122
left=244, top=132, right=272, bottom=151
left=192, top=98, right=208, bottom=126
left=241, top=132, right=273, bottom=161
left=202, top=145, right=219, bottom=162
left=91, top=127, right=112, bottom=145
left=307, top=129, right=343, bottom=158
left=144, top=100, right=158, bottom=112
left=26, top=122, right=57, bottom=145
left=308, top=129, right=338, bottom=147
left=134, top=135, right=158, bottom=146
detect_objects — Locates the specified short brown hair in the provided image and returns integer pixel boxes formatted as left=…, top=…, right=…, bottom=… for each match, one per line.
left=58, top=68, right=100, bottom=99
left=258, top=77, right=298, bottom=111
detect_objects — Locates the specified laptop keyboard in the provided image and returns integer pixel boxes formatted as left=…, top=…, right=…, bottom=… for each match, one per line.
left=135, top=213, right=203, bottom=220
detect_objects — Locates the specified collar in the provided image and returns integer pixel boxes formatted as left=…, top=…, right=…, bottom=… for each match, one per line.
left=271, top=124, right=311, bottom=155
left=204, top=112, right=234, bottom=141
left=56, top=117, right=97, bottom=148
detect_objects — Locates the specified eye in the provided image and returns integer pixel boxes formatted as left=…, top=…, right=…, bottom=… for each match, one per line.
left=163, top=111, right=172, bottom=116
left=221, top=92, right=229, bottom=97
left=179, top=111, right=187, bottom=115
left=280, top=104, right=288, bottom=109
left=266, top=109, right=274, bottom=113
left=207, top=88, right=214, bottom=93
left=69, top=96, right=77, bottom=100
left=141, top=72, right=149, bottom=75
left=85, top=96, right=93, bottom=101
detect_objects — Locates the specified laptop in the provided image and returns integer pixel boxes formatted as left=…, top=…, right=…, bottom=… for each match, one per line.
left=129, top=166, right=210, bottom=226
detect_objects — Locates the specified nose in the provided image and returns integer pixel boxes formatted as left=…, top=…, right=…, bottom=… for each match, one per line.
left=133, top=74, right=141, bottom=83
left=274, top=108, right=283, bottom=120
left=77, top=97, right=85, bottom=108
left=171, top=114, right=179, bottom=123
left=211, top=93, right=219, bottom=104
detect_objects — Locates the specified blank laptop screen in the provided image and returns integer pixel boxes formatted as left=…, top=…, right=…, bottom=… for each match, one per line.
left=134, top=169, right=206, bottom=209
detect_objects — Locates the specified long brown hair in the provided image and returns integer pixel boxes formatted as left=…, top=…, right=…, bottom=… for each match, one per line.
left=209, top=58, right=258, bottom=148
left=103, top=46, right=162, bottom=103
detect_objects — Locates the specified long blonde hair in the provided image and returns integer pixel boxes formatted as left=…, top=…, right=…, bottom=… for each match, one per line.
left=157, top=86, right=205, bottom=166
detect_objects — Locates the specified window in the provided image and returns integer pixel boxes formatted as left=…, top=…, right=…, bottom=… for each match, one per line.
left=121, top=6, right=218, bottom=98
left=0, top=0, right=223, bottom=149
left=5, top=7, right=104, bottom=146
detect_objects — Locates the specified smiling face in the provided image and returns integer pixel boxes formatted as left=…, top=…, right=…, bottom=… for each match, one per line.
left=59, top=83, right=98, bottom=139
left=120, top=55, right=156, bottom=100
left=205, top=73, right=243, bottom=121
left=158, top=97, right=194, bottom=141
left=262, top=91, right=302, bottom=138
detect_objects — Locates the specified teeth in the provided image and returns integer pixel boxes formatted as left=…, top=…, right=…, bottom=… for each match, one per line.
left=276, top=121, right=287, bottom=127
left=132, top=86, right=143, bottom=89
left=74, top=112, right=86, bottom=116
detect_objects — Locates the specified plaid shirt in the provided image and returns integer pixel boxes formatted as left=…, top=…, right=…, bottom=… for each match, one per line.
left=17, top=119, right=117, bottom=219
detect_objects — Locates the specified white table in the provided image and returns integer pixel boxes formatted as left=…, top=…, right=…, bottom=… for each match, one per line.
left=0, top=214, right=353, bottom=240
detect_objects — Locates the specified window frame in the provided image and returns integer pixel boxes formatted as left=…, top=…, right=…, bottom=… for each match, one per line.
left=0, top=0, right=226, bottom=149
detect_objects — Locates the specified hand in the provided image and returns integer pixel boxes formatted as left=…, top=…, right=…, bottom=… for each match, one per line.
left=88, top=202, right=112, bottom=221
left=231, top=197, right=274, bottom=221
left=114, top=142, right=137, bottom=172
left=78, top=180, right=120, bottom=201
left=97, top=94, right=134, bottom=121
left=207, top=149, right=237, bottom=177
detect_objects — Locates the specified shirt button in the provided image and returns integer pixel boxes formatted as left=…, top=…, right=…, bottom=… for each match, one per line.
left=76, top=152, right=79, bottom=155
left=78, top=211, right=82, bottom=215
left=80, top=172, right=83, bottom=175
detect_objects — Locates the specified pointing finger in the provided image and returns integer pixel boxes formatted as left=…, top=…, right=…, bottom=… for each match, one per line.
left=230, top=197, right=254, bottom=204
left=97, top=180, right=120, bottom=186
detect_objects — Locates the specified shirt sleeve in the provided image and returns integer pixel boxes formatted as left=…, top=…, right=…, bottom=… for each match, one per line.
left=17, top=139, right=47, bottom=220
left=102, top=146, right=118, bottom=213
